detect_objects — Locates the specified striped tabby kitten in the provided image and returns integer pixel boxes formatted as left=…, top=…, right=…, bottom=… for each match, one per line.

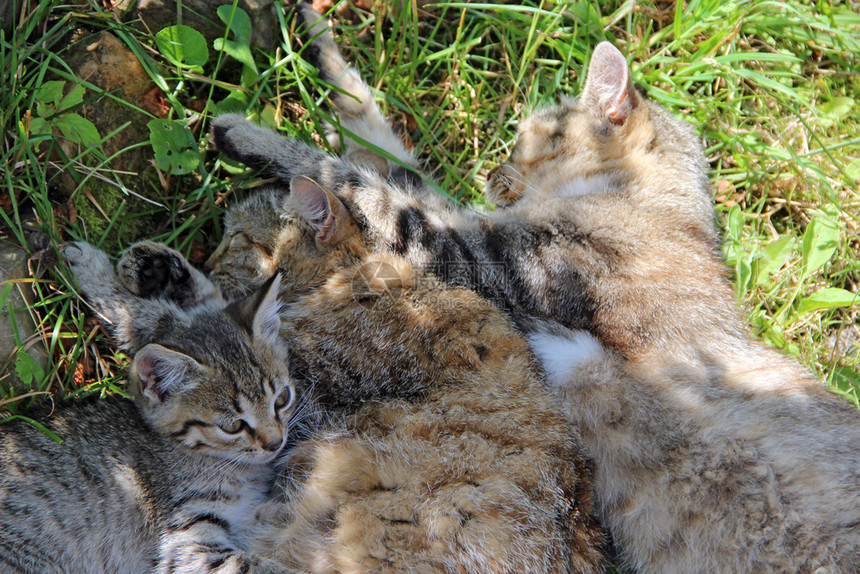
left=154, top=174, right=605, bottom=572
left=0, top=242, right=296, bottom=574
left=210, top=21, right=860, bottom=574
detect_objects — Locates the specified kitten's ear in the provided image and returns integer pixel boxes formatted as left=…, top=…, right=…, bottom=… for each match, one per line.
left=227, top=273, right=282, bottom=342
left=133, top=344, right=202, bottom=402
left=290, top=175, right=357, bottom=244
left=582, top=42, right=639, bottom=125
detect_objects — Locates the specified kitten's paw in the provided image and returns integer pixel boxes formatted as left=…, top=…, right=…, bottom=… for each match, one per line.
left=62, top=241, right=115, bottom=287
left=118, top=241, right=222, bottom=308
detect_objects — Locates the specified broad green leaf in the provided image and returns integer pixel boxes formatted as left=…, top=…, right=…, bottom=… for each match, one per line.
left=831, top=367, right=860, bottom=406
left=58, top=84, right=86, bottom=111
left=54, top=114, right=101, bottom=147
left=148, top=119, right=199, bottom=175
left=156, top=25, right=209, bottom=68
left=755, top=235, right=795, bottom=285
left=820, top=96, right=854, bottom=119
left=214, top=6, right=258, bottom=86
left=214, top=93, right=250, bottom=116
left=796, top=287, right=858, bottom=315
left=847, top=159, right=860, bottom=182
left=800, top=213, right=841, bottom=280
left=34, top=80, right=65, bottom=105
left=216, top=5, right=252, bottom=45
left=28, top=117, right=50, bottom=137
left=14, top=351, right=45, bottom=388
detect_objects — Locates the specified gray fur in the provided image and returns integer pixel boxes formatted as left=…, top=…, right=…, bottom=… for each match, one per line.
left=0, top=242, right=296, bottom=574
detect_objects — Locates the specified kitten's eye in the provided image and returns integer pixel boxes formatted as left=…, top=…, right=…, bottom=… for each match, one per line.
left=218, top=419, right=245, bottom=434
left=275, top=386, right=294, bottom=410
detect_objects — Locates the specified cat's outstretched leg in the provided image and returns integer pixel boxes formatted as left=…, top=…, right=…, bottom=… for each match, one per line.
left=297, top=4, right=420, bottom=186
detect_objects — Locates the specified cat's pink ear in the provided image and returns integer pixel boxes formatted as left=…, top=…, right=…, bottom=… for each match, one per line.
left=290, top=175, right=355, bottom=244
left=133, top=344, right=200, bottom=402
left=582, top=42, right=638, bottom=125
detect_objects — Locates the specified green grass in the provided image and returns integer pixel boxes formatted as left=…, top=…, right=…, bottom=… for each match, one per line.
left=1, top=0, right=858, bottom=420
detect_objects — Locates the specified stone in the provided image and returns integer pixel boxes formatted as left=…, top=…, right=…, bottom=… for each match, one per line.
left=0, top=238, right=50, bottom=395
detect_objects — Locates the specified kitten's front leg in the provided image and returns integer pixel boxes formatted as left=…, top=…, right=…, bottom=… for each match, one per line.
left=64, top=241, right=136, bottom=329
left=64, top=242, right=185, bottom=354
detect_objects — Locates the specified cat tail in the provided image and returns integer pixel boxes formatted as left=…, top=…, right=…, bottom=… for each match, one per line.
left=296, top=3, right=418, bottom=184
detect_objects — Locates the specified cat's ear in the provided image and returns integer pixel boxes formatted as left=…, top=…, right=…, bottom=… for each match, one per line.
left=133, top=344, right=202, bottom=402
left=227, top=273, right=282, bottom=342
left=290, top=175, right=357, bottom=244
left=582, top=42, right=639, bottom=125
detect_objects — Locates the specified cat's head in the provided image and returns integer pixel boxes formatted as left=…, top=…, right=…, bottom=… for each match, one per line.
left=207, top=176, right=367, bottom=300
left=487, top=41, right=713, bottom=232
left=129, top=275, right=296, bottom=464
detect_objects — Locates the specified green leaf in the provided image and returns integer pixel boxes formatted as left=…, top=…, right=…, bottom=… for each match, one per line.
left=216, top=5, right=252, bottom=44
left=831, top=367, right=860, bottom=406
left=28, top=117, right=50, bottom=137
left=155, top=25, right=209, bottom=68
left=845, top=158, right=860, bottom=182
left=799, top=213, right=841, bottom=280
left=214, top=6, right=258, bottom=86
left=820, top=96, right=854, bottom=119
left=1, top=415, right=63, bottom=443
left=14, top=351, right=45, bottom=388
left=35, top=80, right=65, bottom=105
left=148, top=118, right=200, bottom=175
left=796, top=287, right=858, bottom=315
left=755, top=235, right=795, bottom=285
left=59, top=84, right=86, bottom=111
left=54, top=114, right=101, bottom=147
left=214, top=92, right=250, bottom=116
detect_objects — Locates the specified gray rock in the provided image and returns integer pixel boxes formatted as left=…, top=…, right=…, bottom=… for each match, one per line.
left=0, top=239, right=50, bottom=395
left=132, top=0, right=278, bottom=51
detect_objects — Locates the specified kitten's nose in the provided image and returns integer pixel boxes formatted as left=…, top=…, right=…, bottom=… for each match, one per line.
left=261, top=436, right=284, bottom=452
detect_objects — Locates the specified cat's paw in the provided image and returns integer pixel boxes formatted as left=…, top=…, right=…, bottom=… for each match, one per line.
left=118, top=241, right=222, bottom=308
left=210, top=114, right=285, bottom=169
left=63, top=241, right=116, bottom=288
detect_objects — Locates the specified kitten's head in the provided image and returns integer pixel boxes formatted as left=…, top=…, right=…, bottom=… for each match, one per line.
left=207, top=176, right=367, bottom=300
left=130, top=275, right=296, bottom=464
left=487, top=41, right=713, bottom=233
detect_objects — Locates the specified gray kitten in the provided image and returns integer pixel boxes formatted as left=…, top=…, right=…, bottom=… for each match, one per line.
left=0, top=242, right=297, bottom=574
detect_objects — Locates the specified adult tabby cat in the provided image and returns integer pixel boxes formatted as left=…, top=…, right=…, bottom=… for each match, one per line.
left=140, top=173, right=605, bottom=573
left=210, top=13, right=860, bottom=573
left=0, top=242, right=297, bottom=574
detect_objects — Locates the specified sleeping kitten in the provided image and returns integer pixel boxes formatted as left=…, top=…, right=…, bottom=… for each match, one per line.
left=210, top=22, right=860, bottom=574
left=0, top=242, right=296, bottom=574
left=147, top=174, right=606, bottom=573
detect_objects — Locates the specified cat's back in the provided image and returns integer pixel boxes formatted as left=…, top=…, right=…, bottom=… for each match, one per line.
left=0, top=399, right=168, bottom=574
left=273, top=253, right=605, bottom=573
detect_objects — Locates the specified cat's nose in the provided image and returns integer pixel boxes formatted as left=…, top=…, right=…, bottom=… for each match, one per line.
left=261, top=436, right=284, bottom=452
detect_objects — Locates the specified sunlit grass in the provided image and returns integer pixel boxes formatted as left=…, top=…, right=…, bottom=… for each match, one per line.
left=1, top=0, right=857, bottom=418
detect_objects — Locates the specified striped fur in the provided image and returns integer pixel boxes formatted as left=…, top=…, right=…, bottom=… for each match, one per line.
left=194, top=174, right=607, bottom=571
left=211, top=29, right=860, bottom=573
left=0, top=242, right=297, bottom=574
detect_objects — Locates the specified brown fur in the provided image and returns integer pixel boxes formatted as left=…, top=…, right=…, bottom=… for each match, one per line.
left=210, top=34, right=860, bottom=572
left=199, top=176, right=606, bottom=572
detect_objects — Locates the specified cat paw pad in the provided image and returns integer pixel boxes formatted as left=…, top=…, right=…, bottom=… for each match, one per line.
left=117, top=241, right=191, bottom=300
